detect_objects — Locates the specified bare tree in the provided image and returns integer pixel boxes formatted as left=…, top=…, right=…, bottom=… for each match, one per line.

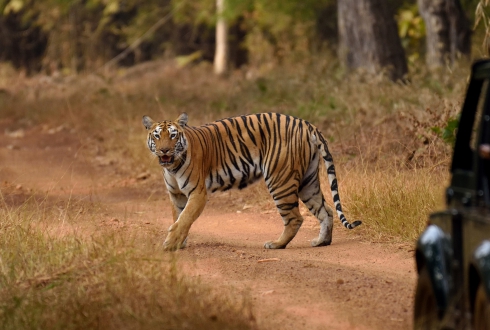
left=418, top=0, right=471, bottom=69
left=338, top=0, right=408, bottom=81
left=214, top=0, right=227, bottom=75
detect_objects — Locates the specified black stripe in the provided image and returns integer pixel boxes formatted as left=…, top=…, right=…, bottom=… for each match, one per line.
left=164, top=178, right=175, bottom=190
left=238, top=140, right=254, bottom=164
left=323, top=152, right=333, bottom=162
left=218, top=174, right=225, bottom=186
left=181, top=174, right=190, bottom=189
left=186, top=177, right=200, bottom=197
left=263, top=114, right=272, bottom=136
left=227, top=147, right=240, bottom=170
left=224, top=162, right=236, bottom=185
left=241, top=116, right=258, bottom=146
left=172, top=151, right=187, bottom=173
left=266, top=116, right=281, bottom=176
left=275, top=202, right=299, bottom=211
left=299, top=171, right=316, bottom=192
left=220, top=120, right=239, bottom=152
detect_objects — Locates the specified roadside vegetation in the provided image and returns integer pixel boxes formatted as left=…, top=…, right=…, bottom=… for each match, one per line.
left=0, top=49, right=471, bottom=327
left=2, top=52, right=463, bottom=238
left=0, top=0, right=486, bottom=327
left=0, top=187, right=256, bottom=329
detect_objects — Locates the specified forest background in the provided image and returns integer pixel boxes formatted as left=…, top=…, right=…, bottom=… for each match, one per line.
left=1, top=0, right=490, bottom=328
left=2, top=0, right=490, bottom=241
left=0, top=0, right=485, bottom=76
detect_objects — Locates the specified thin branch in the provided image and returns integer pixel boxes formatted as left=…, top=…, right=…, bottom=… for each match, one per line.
left=97, top=1, right=186, bottom=72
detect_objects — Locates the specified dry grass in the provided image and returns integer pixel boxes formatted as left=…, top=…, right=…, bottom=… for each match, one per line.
left=337, top=167, right=448, bottom=243
left=0, top=56, right=465, bottom=242
left=0, top=53, right=468, bottom=327
left=0, top=191, right=256, bottom=330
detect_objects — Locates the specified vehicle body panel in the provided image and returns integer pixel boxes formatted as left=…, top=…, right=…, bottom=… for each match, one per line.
left=414, top=60, right=490, bottom=329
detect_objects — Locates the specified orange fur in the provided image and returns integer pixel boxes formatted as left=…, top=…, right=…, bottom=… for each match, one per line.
left=143, top=113, right=361, bottom=251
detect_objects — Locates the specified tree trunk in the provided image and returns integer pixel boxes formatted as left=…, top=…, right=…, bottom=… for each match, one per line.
left=417, top=0, right=471, bottom=69
left=214, top=0, right=227, bottom=76
left=338, top=0, right=408, bottom=81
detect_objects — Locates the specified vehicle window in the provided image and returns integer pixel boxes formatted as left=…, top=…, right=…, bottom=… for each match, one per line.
left=471, top=79, right=489, bottom=151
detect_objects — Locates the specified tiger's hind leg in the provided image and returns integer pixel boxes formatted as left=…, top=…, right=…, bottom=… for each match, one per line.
left=264, top=189, right=303, bottom=249
left=299, top=172, right=334, bottom=247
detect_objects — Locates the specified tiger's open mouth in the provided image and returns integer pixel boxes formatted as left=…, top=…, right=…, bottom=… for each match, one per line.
left=159, top=155, right=174, bottom=166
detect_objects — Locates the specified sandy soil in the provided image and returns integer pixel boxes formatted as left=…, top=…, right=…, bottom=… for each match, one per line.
left=0, top=121, right=416, bottom=330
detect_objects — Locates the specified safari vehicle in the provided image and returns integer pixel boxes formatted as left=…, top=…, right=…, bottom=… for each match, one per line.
left=414, top=60, right=490, bottom=329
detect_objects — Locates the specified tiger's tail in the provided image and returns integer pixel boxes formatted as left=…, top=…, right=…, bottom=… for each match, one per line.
left=314, top=131, right=362, bottom=230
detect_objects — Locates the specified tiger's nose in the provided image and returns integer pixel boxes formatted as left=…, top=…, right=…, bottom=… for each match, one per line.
left=160, top=148, right=170, bottom=154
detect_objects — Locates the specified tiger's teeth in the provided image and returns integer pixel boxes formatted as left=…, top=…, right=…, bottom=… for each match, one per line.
left=159, top=155, right=173, bottom=164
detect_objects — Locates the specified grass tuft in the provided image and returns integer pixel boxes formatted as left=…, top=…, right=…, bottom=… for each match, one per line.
left=338, top=167, right=448, bottom=243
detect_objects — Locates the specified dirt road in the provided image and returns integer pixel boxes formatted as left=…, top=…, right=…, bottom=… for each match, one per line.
left=0, top=122, right=416, bottom=330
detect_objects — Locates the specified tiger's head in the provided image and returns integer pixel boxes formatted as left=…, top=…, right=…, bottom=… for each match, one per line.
left=142, top=113, right=188, bottom=168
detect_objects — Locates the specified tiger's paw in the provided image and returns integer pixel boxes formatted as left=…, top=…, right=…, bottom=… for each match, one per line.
left=311, top=238, right=331, bottom=247
left=163, top=241, right=187, bottom=251
left=163, top=243, right=178, bottom=251
left=264, top=241, right=287, bottom=249
left=163, top=233, right=187, bottom=251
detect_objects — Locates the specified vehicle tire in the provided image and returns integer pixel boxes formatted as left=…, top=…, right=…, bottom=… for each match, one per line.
left=474, top=283, right=490, bottom=330
left=414, top=266, right=439, bottom=330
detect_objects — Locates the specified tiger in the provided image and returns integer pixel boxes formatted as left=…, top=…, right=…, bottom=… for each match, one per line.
left=142, top=112, right=361, bottom=251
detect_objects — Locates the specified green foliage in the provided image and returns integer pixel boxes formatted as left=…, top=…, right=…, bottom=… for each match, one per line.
left=442, top=118, right=459, bottom=144
left=171, top=0, right=214, bottom=25
left=0, top=0, right=341, bottom=73
left=246, top=0, right=327, bottom=31
left=0, top=0, right=480, bottom=75
left=170, top=0, right=330, bottom=27
left=431, top=116, right=459, bottom=145
left=176, top=51, right=203, bottom=67
left=0, top=0, right=176, bottom=72
left=2, top=0, right=23, bottom=15
left=397, top=4, right=425, bottom=63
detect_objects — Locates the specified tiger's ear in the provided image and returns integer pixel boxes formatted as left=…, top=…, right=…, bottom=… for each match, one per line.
left=176, top=113, right=188, bottom=127
left=142, top=115, right=154, bottom=130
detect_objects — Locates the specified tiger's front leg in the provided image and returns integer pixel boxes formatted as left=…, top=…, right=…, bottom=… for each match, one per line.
left=168, top=192, right=188, bottom=248
left=164, top=188, right=207, bottom=251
